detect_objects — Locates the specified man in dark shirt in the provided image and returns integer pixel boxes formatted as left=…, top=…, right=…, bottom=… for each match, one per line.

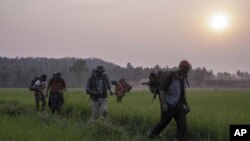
left=46, top=72, right=66, bottom=114
left=85, top=66, right=113, bottom=121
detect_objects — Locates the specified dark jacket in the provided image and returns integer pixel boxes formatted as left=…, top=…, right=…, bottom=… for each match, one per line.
left=86, top=76, right=108, bottom=101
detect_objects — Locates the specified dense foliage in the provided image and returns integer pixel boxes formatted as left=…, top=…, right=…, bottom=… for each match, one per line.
left=0, top=57, right=249, bottom=88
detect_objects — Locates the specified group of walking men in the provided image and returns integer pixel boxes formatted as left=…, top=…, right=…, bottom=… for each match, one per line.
left=31, top=60, right=191, bottom=141
left=84, top=60, right=191, bottom=141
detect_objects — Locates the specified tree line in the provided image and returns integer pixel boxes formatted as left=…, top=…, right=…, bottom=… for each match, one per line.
left=0, top=57, right=249, bottom=88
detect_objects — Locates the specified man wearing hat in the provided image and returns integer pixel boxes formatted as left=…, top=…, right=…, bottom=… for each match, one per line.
left=148, top=60, right=191, bottom=141
left=85, top=66, right=113, bottom=121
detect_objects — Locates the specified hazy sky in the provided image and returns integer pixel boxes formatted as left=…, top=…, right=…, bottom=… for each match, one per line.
left=1, top=0, right=249, bottom=73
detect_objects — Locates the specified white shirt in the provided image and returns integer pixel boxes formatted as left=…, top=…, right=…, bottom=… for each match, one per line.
left=34, top=80, right=47, bottom=91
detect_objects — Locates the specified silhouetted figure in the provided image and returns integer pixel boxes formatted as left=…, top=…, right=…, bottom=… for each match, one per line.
left=85, top=66, right=113, bottom=121
left=32, top=74, right=47, bottom=111
left=112, top=78, right=132, bottom=102
left=46, top=72, right=66, bottom=114
left=148, top=60, right=191, bottom=141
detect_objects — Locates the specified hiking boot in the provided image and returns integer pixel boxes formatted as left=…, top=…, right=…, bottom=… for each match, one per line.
left=145, top=131, right=160, bottom=140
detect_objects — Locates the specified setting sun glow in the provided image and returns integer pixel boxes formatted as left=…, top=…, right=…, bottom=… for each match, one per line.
left=209, top=12, right=230, bottom=31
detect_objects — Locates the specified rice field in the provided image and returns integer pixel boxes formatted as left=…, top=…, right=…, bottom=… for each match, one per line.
left=0, top=88, right=250, bottom=141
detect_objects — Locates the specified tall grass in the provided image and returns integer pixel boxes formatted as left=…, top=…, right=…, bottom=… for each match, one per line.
left=0, top=89, right=250, bottom=141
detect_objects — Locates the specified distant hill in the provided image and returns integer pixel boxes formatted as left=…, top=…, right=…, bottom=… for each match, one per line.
left=0, top=57, right=249, bottom=88
left=85, top=58, right=122, bottom=70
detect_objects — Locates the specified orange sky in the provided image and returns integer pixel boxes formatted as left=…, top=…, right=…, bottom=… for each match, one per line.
left=0, top=0, right=250, bottom=73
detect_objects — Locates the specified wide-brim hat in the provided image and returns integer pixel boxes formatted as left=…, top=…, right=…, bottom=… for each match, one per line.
left=96, top=66, right=105, bottom=72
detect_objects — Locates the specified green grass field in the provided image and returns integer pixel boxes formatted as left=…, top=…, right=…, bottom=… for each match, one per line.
left=0, top=88, right=250, bottom=141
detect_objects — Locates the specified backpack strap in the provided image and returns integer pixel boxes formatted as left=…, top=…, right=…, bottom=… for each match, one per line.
left=186, top=78, right=190, bottom=87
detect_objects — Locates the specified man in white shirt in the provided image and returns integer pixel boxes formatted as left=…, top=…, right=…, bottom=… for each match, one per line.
left=33, top=74, right=47, bottom=111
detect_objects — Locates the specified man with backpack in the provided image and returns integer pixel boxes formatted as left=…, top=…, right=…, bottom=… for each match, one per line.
left=32, top=74, right=47, bottom=111
left=85, top=66, right=113, bottom=121
left=148, top=60, right=191, bottom=141
left=45, top=72, right=66, bottom=114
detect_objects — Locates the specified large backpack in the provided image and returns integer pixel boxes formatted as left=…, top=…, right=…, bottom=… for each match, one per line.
left=29, top=76, right=39, bottom=91
left=150, top=71, right=173, bottom=92
left=144, top=70, right=190, bottom=102
left=143, top=70, right=175, bottom=102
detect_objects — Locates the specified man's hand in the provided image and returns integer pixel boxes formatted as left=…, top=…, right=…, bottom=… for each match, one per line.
left=183, top=104, right=190, bottom=114
left=161, top=104, right=168, bottom=112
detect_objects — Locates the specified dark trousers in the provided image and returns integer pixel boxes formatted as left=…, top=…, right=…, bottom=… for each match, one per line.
left=34, top=91, right=46, bottom=110
left=49, top=92, right=64, bottom=114
left=151, top=105, right=187, bottom=140
left=116, top=96, right=123, bottom=102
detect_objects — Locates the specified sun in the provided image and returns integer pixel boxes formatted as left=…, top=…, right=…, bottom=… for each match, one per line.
left=209, top=12, right=230, bottom=31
